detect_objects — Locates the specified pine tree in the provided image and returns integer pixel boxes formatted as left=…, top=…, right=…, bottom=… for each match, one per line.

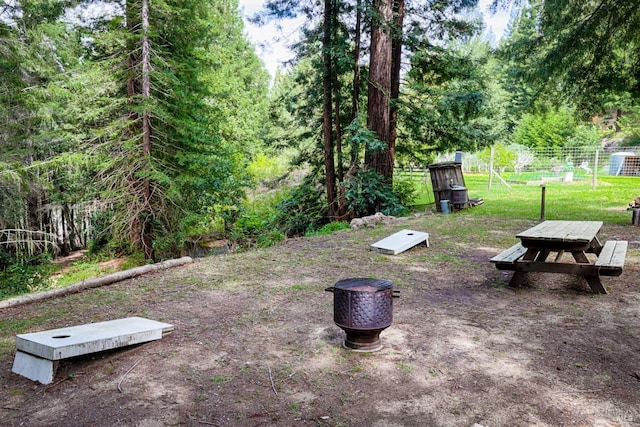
left=89, top=0, right=270, bottom=259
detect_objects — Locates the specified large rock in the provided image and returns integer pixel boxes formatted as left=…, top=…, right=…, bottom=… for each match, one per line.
left=350, top=212, right=396, bottom=229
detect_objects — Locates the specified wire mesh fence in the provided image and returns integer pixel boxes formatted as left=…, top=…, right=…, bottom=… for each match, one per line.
left=443, top=147, right=640, bottom=179
left=399, top=146, right=640, bottom=191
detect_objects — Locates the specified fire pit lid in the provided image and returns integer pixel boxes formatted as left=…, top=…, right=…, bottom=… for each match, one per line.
left=333, top=278, right=393, bottom=292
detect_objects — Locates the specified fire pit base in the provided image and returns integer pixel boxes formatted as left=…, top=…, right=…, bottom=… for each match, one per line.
left=342, top=328, right=384, bottom=352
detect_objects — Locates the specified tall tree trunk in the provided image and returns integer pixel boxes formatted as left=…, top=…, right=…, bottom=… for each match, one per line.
left=334, top=72, right=347, bottom=218
left=323, top=0, right=339, bottom=219
left=62, top=204, right=83, bottom=250
left=365, top=0, right=393, bottom=181
left=140, top=0, right=154, bottom=260
left=126, top=0, right=154, bottom=260
left=332, top=2, right=347, bottom=219
left=60, top=204, right=71, bottom=255
left=350, top=0, right=362, bottom=165
left=388, top=0, right=404, bottom=177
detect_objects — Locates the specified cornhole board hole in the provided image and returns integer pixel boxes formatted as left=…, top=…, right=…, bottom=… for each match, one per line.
left=370, top=229, right=430, bottom=255
left=12, top=316, right=173, bottom=384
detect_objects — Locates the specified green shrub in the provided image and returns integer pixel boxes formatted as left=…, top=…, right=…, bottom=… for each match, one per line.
left=231, top=189, right=287, bottom=248
left=266, top=173, right=327, bottom=238
left=255, top=229, right=286, bottom=248
left=247, top=153, right=290, bottom=182
left=344, top=169, right=405, bottom=217
left=86, top=208, right=113, bottom=255
left=0, top=259, right=53, bottom=299
left=392, top=176, right=418, bottom=208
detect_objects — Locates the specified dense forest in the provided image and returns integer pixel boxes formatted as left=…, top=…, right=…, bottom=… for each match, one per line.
left=1, top=0, right=639, bottom=296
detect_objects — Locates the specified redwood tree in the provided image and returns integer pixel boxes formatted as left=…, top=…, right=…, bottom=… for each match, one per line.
left=389, top=0, right=404, bottom=170
left=322, top=0, right=339, bottom=219
left=364, top=0, right=394, bottom=180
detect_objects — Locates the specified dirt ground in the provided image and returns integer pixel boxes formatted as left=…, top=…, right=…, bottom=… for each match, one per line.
left=1, top=214, right=639, bottom=427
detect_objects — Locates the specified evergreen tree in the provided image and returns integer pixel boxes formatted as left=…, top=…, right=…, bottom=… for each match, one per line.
left=86, top=0, right=270, bottom=259
left=1, top=0, right=269, bottom=261
left=400, top=37, right=500, bottom=165
left=0, top=0, right=87, bottom=259
left=513, top=106, right=576, bottom=149
left=496, top=1, right=541, bottom=129
left=496, top=0, right=640, bottom=117
left=537, top=0, right=640, bottom=114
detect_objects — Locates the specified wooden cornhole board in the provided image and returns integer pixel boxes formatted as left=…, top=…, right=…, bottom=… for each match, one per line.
left=370, top=229, right=430, bottom=255
left=12, top=316, right=173, bottom=384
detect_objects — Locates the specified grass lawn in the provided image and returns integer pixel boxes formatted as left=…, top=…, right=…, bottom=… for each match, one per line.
left=407, top=172, right=638, bottom=225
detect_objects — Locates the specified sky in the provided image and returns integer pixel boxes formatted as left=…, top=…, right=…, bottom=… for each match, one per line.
left=238, top=0, right=304, bottom=78
left=238, top=0, right=513, bottom=78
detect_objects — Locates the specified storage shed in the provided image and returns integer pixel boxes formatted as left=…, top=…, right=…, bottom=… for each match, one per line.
left=427, top=161, right=466, bottom=212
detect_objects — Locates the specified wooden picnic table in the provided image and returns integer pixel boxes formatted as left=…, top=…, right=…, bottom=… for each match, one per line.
left=491, top=220, right=628, bottom=294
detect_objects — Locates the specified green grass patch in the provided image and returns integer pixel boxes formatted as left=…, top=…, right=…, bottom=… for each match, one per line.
left=408, top=172, right=637, bottom=225
left=211, top=375, right=233, bottom=384
left=305, top=221, right=351, bottom=236
left=52, top=262, right=117, bottom=287
left=50, top=253, right=144, bottom=289
left=290, top=284, right=310, bottom=291
left=0, top=316, right=50, bottom=336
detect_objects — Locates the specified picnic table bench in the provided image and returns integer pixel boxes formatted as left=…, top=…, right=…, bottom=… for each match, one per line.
left=595, top=240, right=628, bottom=275
left=490, top=242, right=527, bottom=269
left=491, top=220, right=628, bottom=294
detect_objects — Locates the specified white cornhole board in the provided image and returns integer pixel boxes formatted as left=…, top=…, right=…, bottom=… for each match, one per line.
left=370, top=229, right=429, bottom=255
left=12, top=316, right=173, bottom=384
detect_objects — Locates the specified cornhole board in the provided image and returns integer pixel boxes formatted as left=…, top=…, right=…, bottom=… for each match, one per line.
left=370, top=229, right=430, bottom=255
left=12, top=316, right=173, bottom=384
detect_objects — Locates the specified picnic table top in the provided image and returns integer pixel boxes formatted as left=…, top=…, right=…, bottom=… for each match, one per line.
left=515, top=220, right=603, bottom=244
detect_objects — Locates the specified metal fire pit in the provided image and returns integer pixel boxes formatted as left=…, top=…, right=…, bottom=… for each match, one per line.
left=325, top=278, right=399, bottom=352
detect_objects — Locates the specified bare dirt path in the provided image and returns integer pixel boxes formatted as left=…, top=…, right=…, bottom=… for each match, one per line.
left=1, top=214, right=639, bottom=427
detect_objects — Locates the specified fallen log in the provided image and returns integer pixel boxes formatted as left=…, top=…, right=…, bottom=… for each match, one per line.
left=0, top=256, right=194, bottom=310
